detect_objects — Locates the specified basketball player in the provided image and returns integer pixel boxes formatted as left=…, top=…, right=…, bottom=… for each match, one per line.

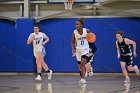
left=85, top=43, right=97, bottom=77
left=27, top=24, right=52, bottom=81
left=71, top=18, right=91, bottom=84
left=116, top=31, right=139, bottom=83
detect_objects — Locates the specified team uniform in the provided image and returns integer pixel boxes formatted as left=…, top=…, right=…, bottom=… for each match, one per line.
left=28, top=32, right=52, bottom=80
left=117, top=38, right=139, bottom=83
left=117, top=38, right=133, bottom=66
left=85, top=43, right=97, bottom=77
left=88, top=43, right=97, bottom=65
left=28, top=32, right=47, bottom=57
left=74, top=28, right=89, bottom=62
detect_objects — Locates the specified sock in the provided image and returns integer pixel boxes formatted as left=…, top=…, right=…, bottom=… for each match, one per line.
left=38, top=73, right=41, bottom=76
left=80, top=71, right=82, bottom=77
left=46, top=70, right=50, bottom=73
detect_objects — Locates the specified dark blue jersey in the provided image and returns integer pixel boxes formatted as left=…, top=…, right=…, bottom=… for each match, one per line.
left=88, top=43, right=97, bottom=64
left=89, top=43, right=97, bottom=54
left=118, top=38, right=132, bottom=55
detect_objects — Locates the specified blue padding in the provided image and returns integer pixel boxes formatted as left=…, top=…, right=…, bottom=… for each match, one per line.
left=0, top=18, right=140, bottom=72
left=40, top=18, right=140, bottom=72
left=0, top=19, right=16, bottom=72
left=16, top=18, right=36, bottom=72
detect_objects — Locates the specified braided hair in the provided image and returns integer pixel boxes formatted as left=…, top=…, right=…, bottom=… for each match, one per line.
left=77, top=18, right=85, bottom=25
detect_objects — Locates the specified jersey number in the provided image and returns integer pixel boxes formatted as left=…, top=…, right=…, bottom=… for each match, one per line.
left=81, top=40, right=84, bottom=45
left=36, top=40, right=40, bottom=45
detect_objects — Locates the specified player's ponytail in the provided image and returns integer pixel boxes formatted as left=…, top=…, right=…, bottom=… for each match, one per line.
left=78, top=17, right=85, bottom=25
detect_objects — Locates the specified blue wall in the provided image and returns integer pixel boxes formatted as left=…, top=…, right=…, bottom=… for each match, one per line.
left=16, top=18, right=36, bottom=72
left=0, top=19, right=16, bottom=72
left=0, top=18, right=140, bottom=72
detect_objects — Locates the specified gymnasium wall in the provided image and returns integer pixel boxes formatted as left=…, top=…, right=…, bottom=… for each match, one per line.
left=0, top=19, right=16, bottom=72
left=0, top=18, right=140, bottom=72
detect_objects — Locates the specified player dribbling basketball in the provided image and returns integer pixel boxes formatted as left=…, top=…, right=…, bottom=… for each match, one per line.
left=71, top=18, right=95, bottom=84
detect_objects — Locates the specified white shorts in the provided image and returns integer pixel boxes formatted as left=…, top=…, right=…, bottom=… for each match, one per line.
left=33, top=47, right=46, bottom=58
left=76, top=48, right=89, bottom=61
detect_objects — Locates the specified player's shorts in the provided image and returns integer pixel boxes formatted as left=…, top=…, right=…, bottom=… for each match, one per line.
left=76, top=47, right=89, bottom=61
left=87, top=55, right=95, bottom=65
left=120, top=53, right=133, bottom=66
left=33, top=47, right=46, bottom=58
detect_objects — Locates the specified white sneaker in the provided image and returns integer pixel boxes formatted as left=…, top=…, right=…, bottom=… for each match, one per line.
left=47, top=70, right=52, bottom=80
left=124, top=78, right=130, bottom=83
left=89, top=71, right=93, bottom=77
left=35, top=75, right=42, bottom=81
left=79, top=79, right=86, bottom=85
left=134, top=65, right=139, bottom=75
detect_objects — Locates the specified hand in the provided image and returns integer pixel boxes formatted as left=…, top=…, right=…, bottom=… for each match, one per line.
left=42, top=42, right=46, bottom=46
left=31, top=35, right=35, bottom=41
left=133, top=51, right=137, bottom=57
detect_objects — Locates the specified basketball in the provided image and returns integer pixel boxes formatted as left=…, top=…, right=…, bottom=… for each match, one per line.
left=86, top=33, right=96, bottom=43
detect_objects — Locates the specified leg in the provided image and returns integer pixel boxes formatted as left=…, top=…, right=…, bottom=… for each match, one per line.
left=35, top=52, right=42, bottom=81
left=120, top=62, right=129, bottom=78
left=38, top=52, right=52, bottom=80
left=40, top=58, right=49, bottom=71
left=127, top=55, right=139, bottom=75
left=85, top=63, right=93, bottom=77
left=36, top=58, right=42, bottom=74
left=128, top=65, right=139, bottom=75
left=81, top=55, right=88, bottom=79
left=127, top=65, right=135, bottom=71
left=36, top=52, right=43, bottom=73
left=75, top=50, right=83, bottom=77
left=79, top=57, right=87, bottom=84
left=41, top=60, right=53, bottom=80
left=78, top=61, right=82, bottom=77
left=85, top=63, right=91, bottom=72
left=75, top=50, right=87, bottom=84
left=133, top=65, right=139, bottom=75
left=120, top=62, right=130, bottom=82
left=86, top=55, right=95, bottom=77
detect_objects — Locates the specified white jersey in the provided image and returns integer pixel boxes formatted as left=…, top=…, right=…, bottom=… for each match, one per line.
left=28, top=32, right=48, bottom=50
left=74, top=28, right=89, bottom=50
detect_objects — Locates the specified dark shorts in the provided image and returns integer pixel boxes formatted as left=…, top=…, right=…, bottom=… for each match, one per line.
left=120, top=54, right=133, bottom=66
left=81, top=55, right=89, bottom=60
left=87, top=55, right=95, bottom=65
left=78, top=54, right=89, bottom=64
